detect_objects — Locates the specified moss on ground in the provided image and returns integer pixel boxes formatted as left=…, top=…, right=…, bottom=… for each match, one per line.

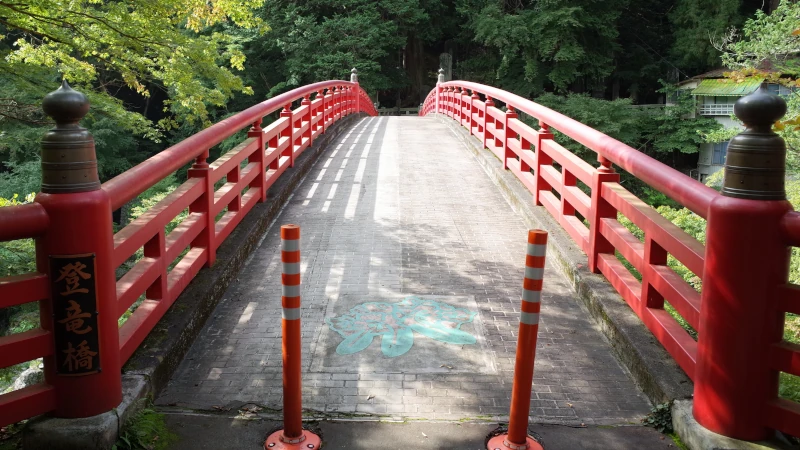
left=113, top=408, right=177, bottom=450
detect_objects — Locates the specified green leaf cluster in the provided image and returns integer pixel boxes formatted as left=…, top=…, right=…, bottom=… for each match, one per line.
left=1, top=0, right=265, bottom=129
left=642, top=402, right=674, bottom=434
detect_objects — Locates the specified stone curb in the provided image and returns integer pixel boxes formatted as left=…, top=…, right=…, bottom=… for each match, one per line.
left=434, top=114, right=694, bottom=406
left=672, top=400, right=797, bottom=450
left=22, top=114, right=365, bottom=450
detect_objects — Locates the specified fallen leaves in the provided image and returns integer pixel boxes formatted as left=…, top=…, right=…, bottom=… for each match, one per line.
left=237, top=405, right=263, bottom=419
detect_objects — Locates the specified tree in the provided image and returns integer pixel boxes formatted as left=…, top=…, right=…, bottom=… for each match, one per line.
left=669, top=0, right=743, bottom=74
left=646, top=86, right=722, bottom=155
left=463, top=0, right=629, bottom=95
left=713, top=0, right=800, bottom=168
left=0, top=0, right=265, bottom=133
left=246, top=0, right=441, bottom=104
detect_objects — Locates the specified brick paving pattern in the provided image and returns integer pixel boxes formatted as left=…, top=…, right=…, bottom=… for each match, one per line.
left=156, top=117, right=652, bottom=425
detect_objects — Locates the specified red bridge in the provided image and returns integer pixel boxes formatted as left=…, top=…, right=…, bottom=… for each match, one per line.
left=1, top=68, right=798, bottom=449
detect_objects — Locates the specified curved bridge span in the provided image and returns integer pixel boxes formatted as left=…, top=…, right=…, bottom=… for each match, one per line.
left=157, top=115, right=652, bottom=424
left=1, top=73, right=799, bottom=447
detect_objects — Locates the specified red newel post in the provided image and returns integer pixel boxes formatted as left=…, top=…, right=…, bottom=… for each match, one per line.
left=693, top=90, right=791, bottom=440
left=315, top=90, right=324, bottom=135
left=35, top=81, right=122, bottom=417
left=265, top=225, right=321, bottom=450
left=471, top=90, right=480, bottom=134
left=484, top=96, right=494, bottom=150
left=588, top=156, right=619, bottom=273
left=301, top=94, right=312, bottom=148
left=188, top=149, right=215, bottom=267
left=322, top=88, right=330, bottom=133
left=488, top=230, right=547, bottom=450
left=532, top=122, right=554, bottom=206
left=248, top=119, right=267, bottom=202
left=503, top=106, right=517, bottom=170
left=351, top=68, right=360, bottom=114
left=280, top=104, right=294, bottom=168
left=436, top=68, right=444, bottom=114
left=456, top=87, right=464, bottom=124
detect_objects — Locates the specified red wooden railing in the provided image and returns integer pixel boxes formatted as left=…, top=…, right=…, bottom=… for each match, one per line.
left=0, top=78, right=376, bottom=427
left=421, top=81, right=800, bottom=441
left=0, top=203, right=57, bottom=427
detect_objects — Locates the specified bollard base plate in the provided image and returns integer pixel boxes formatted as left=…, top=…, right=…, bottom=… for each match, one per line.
left=487, top=434, right=544, bottom=450
left=264, top=430, right=321, bottom=449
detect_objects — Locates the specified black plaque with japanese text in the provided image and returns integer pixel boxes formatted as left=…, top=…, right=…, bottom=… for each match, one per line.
left=50, top=254, right=100, bottom=376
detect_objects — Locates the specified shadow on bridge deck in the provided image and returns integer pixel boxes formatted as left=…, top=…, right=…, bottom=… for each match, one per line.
left=155, top=116, right=651, bottom=427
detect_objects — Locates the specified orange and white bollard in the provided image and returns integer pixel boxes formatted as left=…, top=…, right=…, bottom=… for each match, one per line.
left=265, top=225, right=321, bottom=450
left=487, top=230, right=547, bottom=450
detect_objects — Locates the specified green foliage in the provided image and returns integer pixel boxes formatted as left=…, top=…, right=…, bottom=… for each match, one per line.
left=712, top=1, right=800, bottom=166
left=249, top=0, right=436, bottom=100
left=669, top=0, right=742, bottom=73
left=116, top=175, right=186, bottom=326
left=0, top=194, right=36, bottom=278
left=0, top=193, right=42, bottom=396
left=534, top=93, right=647, bottom=159
left=112, top=407, right=177, bottom=450
left=1, top=0, right=265, bottom=131
left=780, top=372, right=800, bottom=403
left=720, top=1, right=800, bottom=78
left=649, top=86, right=722, bottom=154
left=667, top=432, right=690, bottom=450
left=642, top=402, right=673, bottom=434
left=464, top=0, right=627, bottom=93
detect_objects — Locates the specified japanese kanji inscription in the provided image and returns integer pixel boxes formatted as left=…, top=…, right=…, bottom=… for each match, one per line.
left=50, top=254, right=100, bottom=375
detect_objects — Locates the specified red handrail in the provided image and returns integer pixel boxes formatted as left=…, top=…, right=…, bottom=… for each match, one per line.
left=432, top=81, right=717, bottom=218
left=0, top=203, right=49, bottom=241
left=422, top=80, right=800, bottom=442
left=104, top=81, right=364, bottom=210
left=0, top=78, right=376, bottom=428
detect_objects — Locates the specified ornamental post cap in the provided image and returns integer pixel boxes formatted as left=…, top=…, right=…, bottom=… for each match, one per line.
left=734, top=88, right=787, bottom=130
left=42, top=80, right=90, bottom=125
left=438, top=68, right=444, bottom=75
left=40, top=80, right=100, bottom=193
left=351, top=68, right=358, bottom=74
left=722, top=87, right=788, bottom=200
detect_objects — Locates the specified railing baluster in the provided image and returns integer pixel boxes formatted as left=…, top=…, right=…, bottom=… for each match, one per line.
left=641, top=236, right=667, bottom=311
left=144, top=230, right=167, bottom=301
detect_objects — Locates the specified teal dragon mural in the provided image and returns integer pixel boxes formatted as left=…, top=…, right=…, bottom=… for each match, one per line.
left=325, top=296, right=478, bottom=358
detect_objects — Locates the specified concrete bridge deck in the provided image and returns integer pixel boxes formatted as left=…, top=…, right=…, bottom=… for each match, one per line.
left=156, top=116, right=651, bottom=425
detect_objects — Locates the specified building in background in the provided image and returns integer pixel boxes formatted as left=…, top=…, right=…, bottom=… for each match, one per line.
left=677, top=70, right=792, bottom=181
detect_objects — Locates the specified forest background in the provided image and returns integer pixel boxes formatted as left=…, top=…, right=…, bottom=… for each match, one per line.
left=1, top=0, right=800, bottom=401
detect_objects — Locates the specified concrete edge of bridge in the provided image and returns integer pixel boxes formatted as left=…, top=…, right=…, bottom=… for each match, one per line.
left=431, top=114, right=694, bottom=405
left=672, top=399, right=797, bottom=450
left=21, top=113, right=368, bottom=450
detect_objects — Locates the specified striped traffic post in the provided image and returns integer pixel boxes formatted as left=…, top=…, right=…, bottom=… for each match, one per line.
left=487, top=230, right=547, bottom=450
left=265, top=225, right=321, bottom=450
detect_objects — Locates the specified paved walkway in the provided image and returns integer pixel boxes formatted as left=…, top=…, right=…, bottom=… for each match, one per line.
left=156, top=117, right=651, bottom=425
left=164, top=415, right=679, bottom=450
